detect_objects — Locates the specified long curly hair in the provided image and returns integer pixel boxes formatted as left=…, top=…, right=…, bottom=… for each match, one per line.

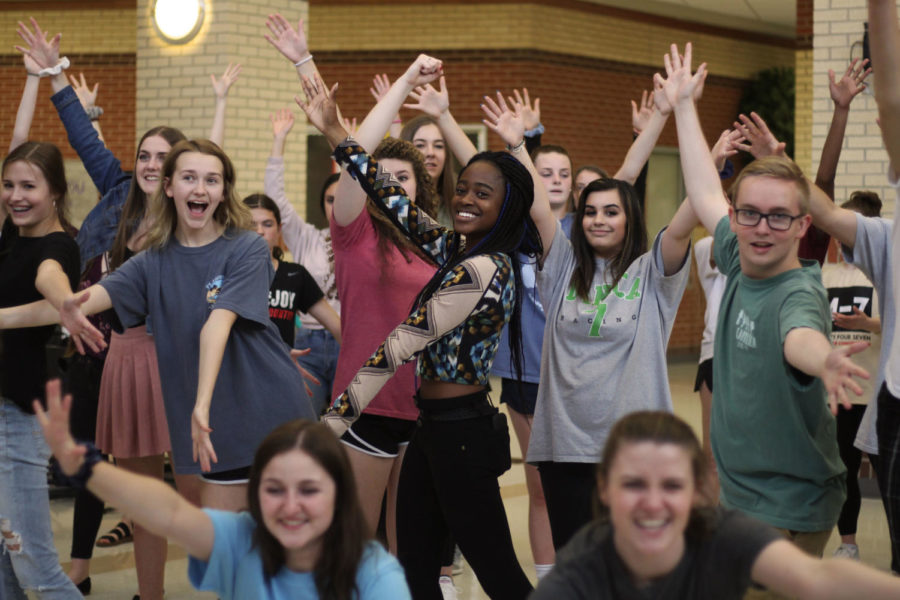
left=368, top=137, right=439, bottom=273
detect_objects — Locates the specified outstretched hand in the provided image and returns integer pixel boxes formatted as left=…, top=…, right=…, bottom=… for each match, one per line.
left=511, top=89, right=541, bottom=131
left=710, top=128, right=745, bottom=172
left=482, top=91, right=525, bottom=148
left=290, top=348, right=322, bottom=398
left=829, top=58, right=870, bottom=109
left=403, top=76, right=449, bottom=119
left=16, top=17, right=60, bottom=72
left=34, top=379, right=85, bottom=476
left=369, top=73, right=392, bottom=103
left=60, top=291, right=106, bottom=355
left=69, top=73, right=99, bottom=110
left=264, top=13, right=309, bottom=64
left=733, top=112, right=786, bottom=159
left=295, top=74, right=346, bottom=145
left=822, top=342, right=870, bottom=415
left=191, top=406, right=216, bottom=472
left=402, top=54, right=443, bottom=89
left=211, top=63, right=241, bottom=100
left=270, top=108, right=295, bottom=139
left=631, top=90, right=655, bottom=133
left=654, top=42, right=707, bottom=111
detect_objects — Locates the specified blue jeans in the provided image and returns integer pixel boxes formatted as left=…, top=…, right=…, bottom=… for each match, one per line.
left=293, top=328, right=340, bottom=415
left=0, top=400, right=82, bottom=599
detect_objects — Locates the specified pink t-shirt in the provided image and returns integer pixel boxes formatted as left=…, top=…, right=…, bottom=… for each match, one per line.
left=331, top=209, right=436, bottom=420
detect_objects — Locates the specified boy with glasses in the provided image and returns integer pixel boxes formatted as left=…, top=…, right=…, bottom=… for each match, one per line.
left=661, top=43, right=869, bottom=587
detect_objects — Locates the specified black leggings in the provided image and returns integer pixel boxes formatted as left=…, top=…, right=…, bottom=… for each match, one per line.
left=537, top=461, right=597, bottom=550
left=396, top=393, right=531, bottom=600
left=64, top=354, right=106, bottom=560
left=835, top=404, right=867, bottom=536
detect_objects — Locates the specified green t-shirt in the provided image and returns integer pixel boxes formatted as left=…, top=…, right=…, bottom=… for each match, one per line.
left=711, top=216, right=846, bottom=532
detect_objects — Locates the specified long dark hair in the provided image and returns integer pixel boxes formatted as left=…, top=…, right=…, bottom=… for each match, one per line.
left=109, top=126, right=186, bottom=269
left=597, top=411, right=713, bottom=539
left=569, top=178, right=647, bottom=303
left=243, top=193, right=285, bottom=261
left=400, top=115, right=459, bottom=211
left=413, top=151, right=543, bottom=381
left=3, top=141, right=71, bottom=232
left=247, top=420, right=367, bottom=599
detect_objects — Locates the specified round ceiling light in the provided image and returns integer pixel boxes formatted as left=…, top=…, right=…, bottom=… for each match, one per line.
left=153, top=0, right=205, bottom=45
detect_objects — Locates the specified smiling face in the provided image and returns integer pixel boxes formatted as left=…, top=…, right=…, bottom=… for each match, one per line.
left=258, top=448, right=336, bottom=572
left=582, top=188, right=627, bottom=258
left=535, top=151, right=572, bottom=212
left=2, top=160, right=59, bottom=237
left=411, top=122, right=446, bottom=181
left=135, top=135, right=172, bottom=196
left=380, top=158, right=418, bottom=202
left=601, top=441, right=696, bottom=580
left=164, top=151, right=225, bottom=246
left=250, top=207, right=281, bottom=255
left=729, top=175, right=810, bottom=279
left=452, top=160, right=505, bottom=249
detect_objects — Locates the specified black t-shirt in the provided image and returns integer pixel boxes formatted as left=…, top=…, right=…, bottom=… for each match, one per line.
left=531, top=508, right=782, bottom=600
left=0, top=231, right=80, bottom=412
left=268, top=260, right=324, bottom=346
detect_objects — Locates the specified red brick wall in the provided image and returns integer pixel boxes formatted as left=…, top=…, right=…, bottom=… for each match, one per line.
left=318, top=50, right=749, bottom=354
left=0, top=54, right=135, bottom=165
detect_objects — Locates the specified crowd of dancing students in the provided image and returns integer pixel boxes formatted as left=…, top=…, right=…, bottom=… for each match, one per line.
left=6, top=4, right=900, bottom=599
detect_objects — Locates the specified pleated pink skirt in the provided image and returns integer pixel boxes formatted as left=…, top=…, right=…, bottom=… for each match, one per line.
left=96, top=325, right=171, bottom=457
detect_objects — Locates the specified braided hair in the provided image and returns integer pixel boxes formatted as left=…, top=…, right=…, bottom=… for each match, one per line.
left=413, top=151, right=543, bottom=381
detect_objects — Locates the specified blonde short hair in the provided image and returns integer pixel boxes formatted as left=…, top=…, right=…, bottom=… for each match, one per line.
left=729, top=156, right=810, bottom=214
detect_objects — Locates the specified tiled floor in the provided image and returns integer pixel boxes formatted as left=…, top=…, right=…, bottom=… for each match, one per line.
left=43, top=359, right=892, bottom=599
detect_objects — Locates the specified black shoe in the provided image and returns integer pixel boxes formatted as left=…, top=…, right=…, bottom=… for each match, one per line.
left=75, top=576, right=91, bottom=595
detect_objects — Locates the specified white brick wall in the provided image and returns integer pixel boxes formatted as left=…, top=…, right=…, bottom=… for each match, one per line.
left=812, top=0, right=896, bottom=217
left=137, top=0, right=309, bottom=209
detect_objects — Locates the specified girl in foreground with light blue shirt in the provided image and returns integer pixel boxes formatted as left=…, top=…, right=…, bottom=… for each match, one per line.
left=35, top=379, right=411, bottom=600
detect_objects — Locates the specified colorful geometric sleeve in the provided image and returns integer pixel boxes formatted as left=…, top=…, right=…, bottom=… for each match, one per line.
left=322, top=254, right=505, bottom=435
left=333, top=139, right=456, bottom=266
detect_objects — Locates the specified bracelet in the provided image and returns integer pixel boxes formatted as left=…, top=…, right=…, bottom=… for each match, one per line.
left=26, top=72, right=40, bottom=77
left=37, top=56, right=70, bottom=78
left=53, top=441, right=104, bottom=490
left=506, top=139, right=525, bottom=152
left=293, top=54, right=313, bottom=68
left=524, top=123, right=545, bottom=137
left=86, top=106, right=104, bottom=121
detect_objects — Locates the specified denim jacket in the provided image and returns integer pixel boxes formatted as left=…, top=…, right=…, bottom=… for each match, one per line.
left=51, top=86, right=132, bottom=274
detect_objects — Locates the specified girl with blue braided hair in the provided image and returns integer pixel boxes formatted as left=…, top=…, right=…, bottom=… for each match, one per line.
left=297, top=54, right=542, bottom=600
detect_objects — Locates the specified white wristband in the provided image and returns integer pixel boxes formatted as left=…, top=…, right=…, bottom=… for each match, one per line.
left=37, top=57, right=70, bottom=78
left=293, top=54, right=313, bottom=68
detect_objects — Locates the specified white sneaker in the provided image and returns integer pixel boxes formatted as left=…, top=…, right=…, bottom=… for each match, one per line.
left=439, top=575, right=458, bottom=600
left=832, top=543, right=860, bottom=561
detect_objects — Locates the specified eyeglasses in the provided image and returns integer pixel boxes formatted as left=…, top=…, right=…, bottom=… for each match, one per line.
left=734, top=208, right=804, bottom=232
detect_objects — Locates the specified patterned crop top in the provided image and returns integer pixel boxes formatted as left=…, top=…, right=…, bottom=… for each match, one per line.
left=325, top=140, right=515, bottom=431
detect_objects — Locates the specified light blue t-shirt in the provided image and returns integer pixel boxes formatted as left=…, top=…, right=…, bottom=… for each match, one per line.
left=189, top=510, right=411, bottom=600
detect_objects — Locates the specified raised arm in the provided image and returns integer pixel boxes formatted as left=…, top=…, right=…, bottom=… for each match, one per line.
left=783, top=328, right=869, bottom=414
left=370, top=73, right=403, bottom=138
left=36, top=380, right=214, bottom=562
left=68, top=72, right=104, bottom=142
left=869, top=0, right=900, bottom=167
left=405, top=76, right=478, bottom=165
left=808, top=183, right=859, bottom=247
left=659, top=198, right=697, bottom=275
left=815, top=59, right=870, bottom=198
left=264, top=14, right=322, bottom=86
left=614, top=90, right=672, bottom=184
left=482, top=92, right=556, bottom=253
left=191, top=308, right=238, bottom=472
left=209, top=63, right=241, bottom=148
left=9, top=18, right=52, bottom=152
left=666, top=43, right=727, bottom=233
left=264, top=108, right=312, bottom=250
